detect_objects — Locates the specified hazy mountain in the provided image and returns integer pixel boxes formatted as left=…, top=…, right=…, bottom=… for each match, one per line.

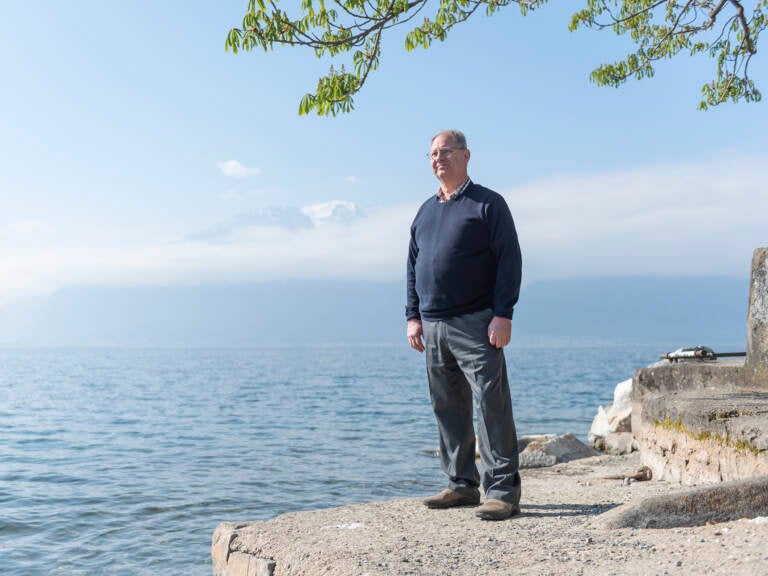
left=301, top=200, right=363, bottom=226
left=0, top=276, right=749, bottom=348
left=513, top=276, right=749, bottom=348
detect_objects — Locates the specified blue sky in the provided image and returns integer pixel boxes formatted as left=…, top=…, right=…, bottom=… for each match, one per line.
left=1, top=1, right=766, bottom=306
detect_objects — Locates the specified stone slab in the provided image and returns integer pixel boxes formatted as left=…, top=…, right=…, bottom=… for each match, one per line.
left=747, top=247, right=768, bottom=387
left=633, top=360, right=745, bottom=397
left=594, top=474, right=768, bottom=529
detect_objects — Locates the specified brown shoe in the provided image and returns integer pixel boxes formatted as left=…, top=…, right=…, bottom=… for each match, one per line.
left=475, top=499, right=520, bottom=520
left=423, top=488, right=480, bottom=509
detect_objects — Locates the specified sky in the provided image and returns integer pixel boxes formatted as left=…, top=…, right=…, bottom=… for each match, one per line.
left=1, top=1, right=766, bottom=307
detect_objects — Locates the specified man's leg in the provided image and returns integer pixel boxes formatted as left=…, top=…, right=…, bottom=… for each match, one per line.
left=447, top=310, right=521, bottom=507
left=422, top=318, right=480, bottom=494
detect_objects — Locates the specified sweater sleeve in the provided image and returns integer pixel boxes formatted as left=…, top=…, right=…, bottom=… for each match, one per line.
left=486, top=196, right=522, bottom=319
left=405, top=222, right=421, bottom=320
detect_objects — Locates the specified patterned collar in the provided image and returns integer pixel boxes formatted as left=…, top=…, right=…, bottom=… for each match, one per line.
left=437, top=177, right=471, bottom=203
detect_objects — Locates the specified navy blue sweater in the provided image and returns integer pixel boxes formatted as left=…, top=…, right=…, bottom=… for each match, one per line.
left=406, top=182, right=522, bottom=321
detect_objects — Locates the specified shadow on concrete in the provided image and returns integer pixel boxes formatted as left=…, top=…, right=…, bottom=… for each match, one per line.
left=520, top=502, right=621, bottom=518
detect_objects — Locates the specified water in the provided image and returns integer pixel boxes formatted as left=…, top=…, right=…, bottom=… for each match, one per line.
left=1, top=345, right=662, bottom=574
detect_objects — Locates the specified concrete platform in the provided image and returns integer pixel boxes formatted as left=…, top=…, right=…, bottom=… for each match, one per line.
left=212, top=248, right=768, bottom=574
left=211, top=454, right=768, bottom=576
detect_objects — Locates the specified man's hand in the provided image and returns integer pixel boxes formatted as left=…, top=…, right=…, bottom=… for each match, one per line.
left=407, top=319, right=425, bottom=352
left=488, top=316, right=512, bottom=348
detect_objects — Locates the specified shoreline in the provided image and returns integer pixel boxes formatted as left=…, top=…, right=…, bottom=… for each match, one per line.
left=213, top=452, right=768, bottom=575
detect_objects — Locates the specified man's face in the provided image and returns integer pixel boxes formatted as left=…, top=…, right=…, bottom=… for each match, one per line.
left=430, top=134, right=469, bottom=183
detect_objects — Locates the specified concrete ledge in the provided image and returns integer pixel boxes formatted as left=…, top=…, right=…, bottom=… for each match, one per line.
left=211, top=454, right=768, bottom=576
left=639, top=424, right=768, bottom=484
left=631, top=359, right=768, bottom=484
left=594, top=474, right=768, bottom=529
left=633, top=361, right=746, bottom=397
left=212, top=523, right=277, bottom=576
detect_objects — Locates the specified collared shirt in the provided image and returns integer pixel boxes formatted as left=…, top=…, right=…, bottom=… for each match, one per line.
left=437, top=177, right=471, bottom=203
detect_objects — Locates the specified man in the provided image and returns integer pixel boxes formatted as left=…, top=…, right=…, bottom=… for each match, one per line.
left=406, top=129, right=523, bottom=521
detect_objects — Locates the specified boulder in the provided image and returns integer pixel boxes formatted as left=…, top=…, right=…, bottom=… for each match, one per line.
left=518, top=433, right=595, bottom=468
left=519, top=449, right=557, bottom=468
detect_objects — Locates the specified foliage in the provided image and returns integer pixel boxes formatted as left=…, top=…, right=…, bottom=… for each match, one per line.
left=225, top=0, right=546, bottom=115
left=571, top=1, right=767, bottom=110
left=226, top=0, right=766, bottom=115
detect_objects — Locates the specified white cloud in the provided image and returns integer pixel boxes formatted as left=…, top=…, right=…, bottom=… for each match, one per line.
left=6, top=219, right=49, bottom=232
left=187, top=207, right=314, bottom=242
left=219, top=189, right=243, bottom=200
left=301, top=200, right=363, bottom=226
left=1, top=155, right=766, bottom=306
left=0, top=203, right=415, bottom=306
left=217, top=160, right=260, bottom=178
left=0, top=219, right=53, bottom=251
left=345, top=176, right=358, bottom=184
left=503, top=155, right=767, bottom=280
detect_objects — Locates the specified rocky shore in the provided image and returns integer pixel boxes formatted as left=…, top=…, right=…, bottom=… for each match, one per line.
left=212, top=452, right=768, bottom=576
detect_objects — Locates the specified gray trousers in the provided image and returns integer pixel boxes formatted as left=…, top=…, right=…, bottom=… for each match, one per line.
left=422, top=308, right=521, bottom=505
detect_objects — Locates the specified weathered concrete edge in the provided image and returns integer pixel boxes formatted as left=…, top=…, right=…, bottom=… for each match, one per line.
left=213, top=522, right=275, bottom=576
left=639, top=423, right=768, bottom=484
left=592, top=474, right=768, bottom=529
left=747, top=247, right=768, bottom=386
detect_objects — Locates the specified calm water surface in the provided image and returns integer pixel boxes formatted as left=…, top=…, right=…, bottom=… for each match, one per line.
left=0, top=345, right=662, bottom=574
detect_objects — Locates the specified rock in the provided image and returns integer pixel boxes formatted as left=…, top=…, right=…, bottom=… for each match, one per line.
left=611, top=377, right=633, bottom=412
left=602, top=432, right=635, bottom=455
left=588, top=406, right=611, bottom=442
left=518, top=433, right=595, bottom=468
left=589, top=378, right=634, bottom=447
left=519, top=449, right=557, bottom=468
left=213, top=523, right=276, bottom=576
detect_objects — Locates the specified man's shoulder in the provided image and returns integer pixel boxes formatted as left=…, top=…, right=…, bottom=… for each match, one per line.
left=413, top=195, right=438, bottom=218
left=464, top=182, right=505, bottom=205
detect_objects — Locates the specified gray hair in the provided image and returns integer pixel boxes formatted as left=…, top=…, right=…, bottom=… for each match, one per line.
left=430, top=130, right=467, bottom=149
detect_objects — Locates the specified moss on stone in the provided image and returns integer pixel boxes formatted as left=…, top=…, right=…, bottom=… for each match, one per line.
left=708, top=409, right=755, bottom=421
left=653, top=416, right=761, bottom=455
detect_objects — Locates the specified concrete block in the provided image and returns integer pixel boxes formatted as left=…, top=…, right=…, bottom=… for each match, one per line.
left=747, top=247, right=768, bottom=387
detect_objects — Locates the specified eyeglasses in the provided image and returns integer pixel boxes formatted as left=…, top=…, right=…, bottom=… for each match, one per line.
left=427, top=147, right=465, bottom=160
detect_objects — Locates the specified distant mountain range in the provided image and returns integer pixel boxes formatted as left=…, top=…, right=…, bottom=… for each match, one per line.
left=187, top=200, right=365, bottom=241
left=0, top=276, right=749, bottom=348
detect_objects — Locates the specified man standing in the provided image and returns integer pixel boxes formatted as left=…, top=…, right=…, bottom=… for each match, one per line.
left=406, top=130, right=523, bottom=521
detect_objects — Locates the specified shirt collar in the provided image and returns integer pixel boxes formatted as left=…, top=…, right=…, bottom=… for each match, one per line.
left=437, top=177, right=471, bottom=203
